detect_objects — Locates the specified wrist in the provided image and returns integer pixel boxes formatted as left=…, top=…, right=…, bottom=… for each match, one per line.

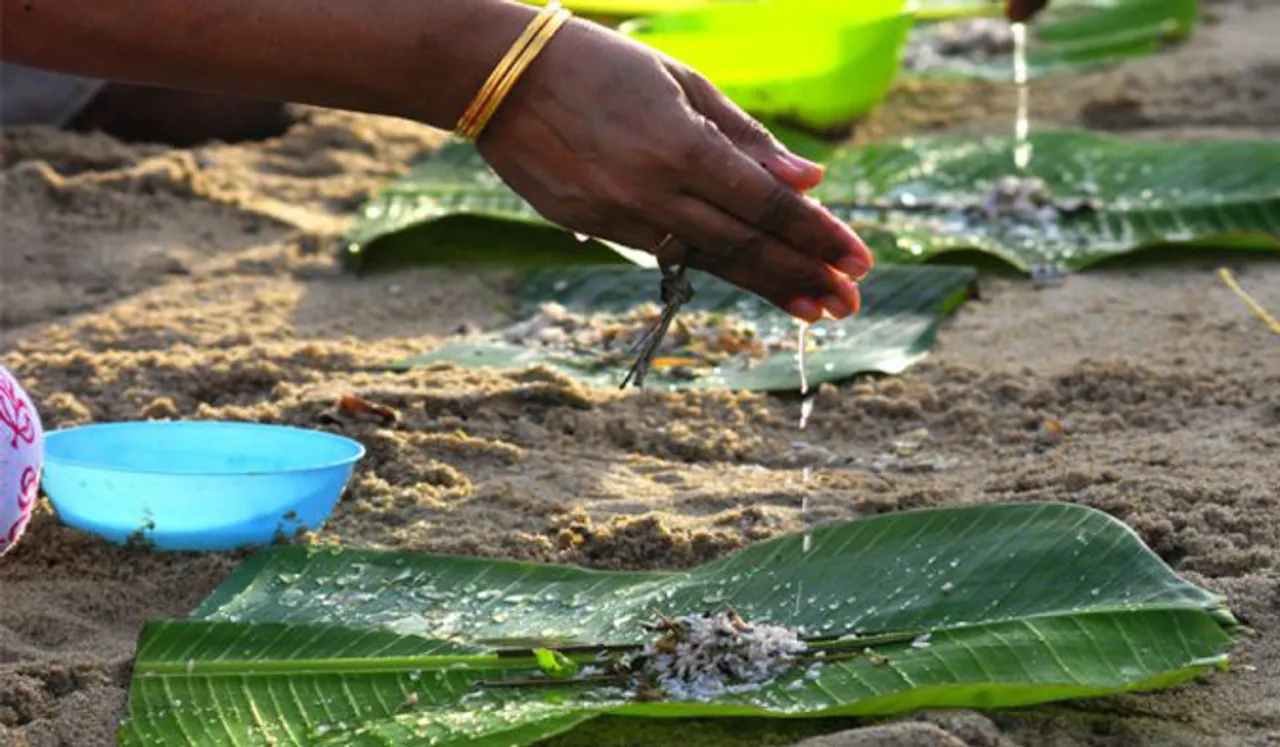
left=394, top=0, right=543, bottom=130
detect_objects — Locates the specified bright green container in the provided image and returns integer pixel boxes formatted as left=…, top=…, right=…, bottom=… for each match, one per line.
left=524, top=0, right=739, bottom=18
left=521, top=0, right=984, bottom=23
left=622, top=0, right=915, bottom=132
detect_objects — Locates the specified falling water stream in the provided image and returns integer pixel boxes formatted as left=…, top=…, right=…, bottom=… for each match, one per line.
left=797, top=322, right=814, bottom=554
left=612, top=18, right=1030, bottom=560
left=1011, top=21, right=1033, bottom=171
left=786, top=15, right=1033, bottom=557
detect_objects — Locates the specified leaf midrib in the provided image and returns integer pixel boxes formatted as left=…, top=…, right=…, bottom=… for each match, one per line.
left=136, top=601, right=1232, bottom=680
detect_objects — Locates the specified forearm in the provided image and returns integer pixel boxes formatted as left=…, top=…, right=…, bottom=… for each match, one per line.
left=0, top=0, right=539, bottom=129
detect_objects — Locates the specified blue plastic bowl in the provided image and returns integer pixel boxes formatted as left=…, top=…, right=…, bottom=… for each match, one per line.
left=41, top=421, right=366, bottom=551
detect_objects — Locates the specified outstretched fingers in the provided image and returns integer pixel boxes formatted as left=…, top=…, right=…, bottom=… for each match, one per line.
left=650, top=197, right=862, bottom=322
left=673, top=65, right=826, bottom=192
left=674, top=118, right=874, bottom=282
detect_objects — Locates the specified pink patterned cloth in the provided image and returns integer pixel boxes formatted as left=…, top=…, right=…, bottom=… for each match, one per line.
left=0, top=366, right=43, bottom=555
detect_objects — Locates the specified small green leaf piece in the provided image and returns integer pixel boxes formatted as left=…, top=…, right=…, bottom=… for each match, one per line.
left=536, top=648, right=582, bottom=679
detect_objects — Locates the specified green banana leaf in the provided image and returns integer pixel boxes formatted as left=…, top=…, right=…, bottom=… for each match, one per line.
left=343, top=131, right=1280, bottom=279
left=386, top=262, right=975, bottom=391
left=119, top=503, right=1239, bottom=746
left=810, top=130, right=1280, bottom=271
left=341, top=142, right=650, bottom=274
left=902, top=0, right=1198, bottom=80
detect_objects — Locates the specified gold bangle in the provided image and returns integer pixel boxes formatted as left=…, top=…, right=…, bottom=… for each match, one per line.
left=455, top=7, right=554, bottom=137
left=455, top=7, right=572, bottom=141
left=466, top=8, right=570, bottom=138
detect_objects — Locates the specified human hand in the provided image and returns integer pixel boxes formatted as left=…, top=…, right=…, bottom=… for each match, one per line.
left=474, top=17, right=873, bottom=323
left=1006, top=0, right=1050, bottom=22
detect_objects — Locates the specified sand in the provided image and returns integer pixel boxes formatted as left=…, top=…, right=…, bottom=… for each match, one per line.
left=2, top=1, right=1278, bottom=745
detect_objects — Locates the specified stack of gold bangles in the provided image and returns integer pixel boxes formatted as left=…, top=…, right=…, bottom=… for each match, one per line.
left=455, top=5, right=573, bottom=141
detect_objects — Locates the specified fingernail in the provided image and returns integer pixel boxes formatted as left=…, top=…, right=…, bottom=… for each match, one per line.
left=769, top=152, right=825, bottom=191
left=820, top=294, right=851, bottom=319
left=789, top=159, right=825, bottom=191
left=767, top=157, right=809, bottom=186
left=832, top=223, right=875, bottom=277
left=846, top=283, right=863, bottom=315
left=783, top=152, right=824, bottom=178
left=835, top=254, right=871, bottom=280
left=836, top=275, right=862, bottom=314
left=829, top=257, right=860, bottom=280
left=785, top=298, right=823, bottom=322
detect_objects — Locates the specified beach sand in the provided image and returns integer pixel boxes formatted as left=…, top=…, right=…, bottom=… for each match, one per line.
left=2, top=1, right=1278, bottom=745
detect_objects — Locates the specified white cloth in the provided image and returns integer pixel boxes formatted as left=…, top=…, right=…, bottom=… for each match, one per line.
left=0, top=62, right=106, bottom=127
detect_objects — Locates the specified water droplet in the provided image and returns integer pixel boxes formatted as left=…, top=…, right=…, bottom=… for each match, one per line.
left=799, top=397, right=815, bottom=430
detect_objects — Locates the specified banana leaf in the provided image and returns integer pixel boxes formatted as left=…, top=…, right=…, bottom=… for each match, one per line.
left=385, top=262, right=976, bottom=391
left=810, top=129, right=1280, bottom=271
left=343, top=131, right=1280, bottom=279
left=119, top=503, right=1239, bottom=746
left=901, top=0, right=1198, bottom=80
left=341, top=142, right=652, bottom=274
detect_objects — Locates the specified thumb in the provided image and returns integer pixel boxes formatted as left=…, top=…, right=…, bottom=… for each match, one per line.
left=673, top=65, right=825, bottom=192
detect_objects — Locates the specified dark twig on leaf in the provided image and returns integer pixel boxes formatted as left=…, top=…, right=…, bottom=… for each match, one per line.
left=619, top=263, right=694, bottom=390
